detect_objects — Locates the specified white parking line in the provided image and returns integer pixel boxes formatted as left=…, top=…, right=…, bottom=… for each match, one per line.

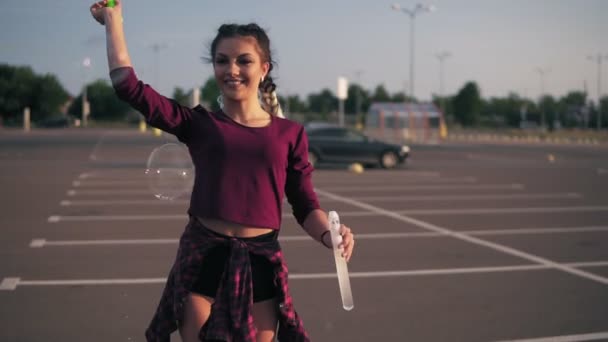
left=3, top=260, right=608, bottom=290
left=76, top=170, right=443, bottom=181
left=60, top=199, right=189, bottom=206
left=323, top=184, right=524, bottom=192
left=71, top=177, right=475, bottom=187
left=347, top=193, right=582, bottom=202
left=29, top=226, right=608, bottom=247
left=59, top=193, right=581, bottom=206
left=72, top=180, right=148, bottom=187
left=397, top=206, right=608, bottom=215
left=88, top=131, right=109, bottom=161
left=315, top=189, right=608, bottom=286
left=494, top=331, right=608, bottom=342
left=46, top=206, right=608, bottom=223
left=67, top=189, right=160, bottom=196
left=46, top=212, right=370, bottom=223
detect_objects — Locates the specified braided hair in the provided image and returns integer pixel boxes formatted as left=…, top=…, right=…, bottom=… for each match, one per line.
left=209, top=23, right=284, bottom=117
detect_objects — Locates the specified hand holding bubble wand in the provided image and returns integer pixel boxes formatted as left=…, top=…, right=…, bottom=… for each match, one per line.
left=328, top=211, right=354, bottom=311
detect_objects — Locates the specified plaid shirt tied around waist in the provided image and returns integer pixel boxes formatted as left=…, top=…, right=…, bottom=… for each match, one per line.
left=145, top=217, right=310, bottom=342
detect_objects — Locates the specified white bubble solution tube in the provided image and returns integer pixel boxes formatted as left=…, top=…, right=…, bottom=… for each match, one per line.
left=328, top=211, right=354, bottom=311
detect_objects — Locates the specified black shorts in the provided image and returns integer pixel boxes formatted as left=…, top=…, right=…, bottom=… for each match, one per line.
left=190, top=226, right=278, bottom=303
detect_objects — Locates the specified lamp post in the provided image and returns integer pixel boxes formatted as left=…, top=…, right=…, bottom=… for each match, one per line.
left=354, top=70, right=364, bottom=117
left=391, top=3, right=436, bottom=100
left=535, top=67, right=551, bottom=129
left=82, top=57, right=92, bottom=128
left=151, top=43, right=168, bottom=88
left=436, top=51, right=451, bottom=112
left=587, top=53, right=608, bottom=130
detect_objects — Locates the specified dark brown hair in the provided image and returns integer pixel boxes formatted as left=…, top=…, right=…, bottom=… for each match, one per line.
left=205, top=23, right=281, bottom=115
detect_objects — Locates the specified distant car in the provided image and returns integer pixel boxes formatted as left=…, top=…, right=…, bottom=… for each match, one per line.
left=36, top=116, right=75, bottom=128
left=305, top=125, right=410, bottom=169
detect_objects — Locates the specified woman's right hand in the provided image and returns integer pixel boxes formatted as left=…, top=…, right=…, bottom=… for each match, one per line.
left=90, top=0, right=122, bottom=26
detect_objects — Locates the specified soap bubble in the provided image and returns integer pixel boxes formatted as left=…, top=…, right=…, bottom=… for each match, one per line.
left=145, top=143, right=194, bottom=201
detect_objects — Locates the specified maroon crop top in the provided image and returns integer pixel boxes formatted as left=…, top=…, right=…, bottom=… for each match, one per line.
left=110, top=67, right=320, bottom=229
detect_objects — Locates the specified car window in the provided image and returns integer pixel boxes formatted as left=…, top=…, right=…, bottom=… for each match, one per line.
left=344, top=130, right=367, bottom=142
left=310, top=128, right=345, bottom=138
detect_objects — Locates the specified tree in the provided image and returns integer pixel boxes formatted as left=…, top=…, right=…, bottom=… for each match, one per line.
left=68, top=79, right=131, bottom=121
left=279, top=94, right=308, bottom=114
left=600, top=95, right=608, bottom=128
left=308, top=89, right=337, bottom=114
left=432, top=95, right=455, bottom=122
left=0, top=64, right=69, bottom=123
left=345, top=84, right=369, bottom=115
left=172, top=87, right=190, bottom=107
left=452, top=81, right=481, bottom=126
left=33, top=74, right=71, bottom=120
left=200, top=77, right=221, bottom=111
left=371, top=84, right=391, bottom=102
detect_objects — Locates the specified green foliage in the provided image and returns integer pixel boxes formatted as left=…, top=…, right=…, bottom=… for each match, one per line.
left=172, top=87, right=190, bottom=106
left=371, top=84, right=391, bottom=102
left=68, top=79, right=131, bottom=121
left=200, top=77, right=221, bottom=112
left=345, top=84, right=370, bottom=115
left=308, top=89, right=337, bottom=114
left=0, top=64, right=69, bottom=123
left=453, top=81, right=481, bottom=126
left=280, top=94, right=308, bottom=114
left=2, top=62, right=605, bottom=130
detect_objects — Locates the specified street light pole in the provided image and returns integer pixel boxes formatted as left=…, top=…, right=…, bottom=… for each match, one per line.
left=436, top=51, right=451, bottom=112
left=354, top=70, right=364, bottom=117
left=82, top=57, right=92, bottom=128
left=392, top=3, right=436, bottom=101
left=535, top=67, right=551, bottom=129
left=151, top=43, right=168, bottom=89
left=587, top=53, right=608, bottom=130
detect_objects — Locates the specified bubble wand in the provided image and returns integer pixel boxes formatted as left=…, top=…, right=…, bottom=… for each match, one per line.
left=328, top=211, right=354, bottom=311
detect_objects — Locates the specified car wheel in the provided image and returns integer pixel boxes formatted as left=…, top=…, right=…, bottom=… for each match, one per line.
left=308, top=151, right=319, bottom=168
left=379, top=151, right=398, bottom=169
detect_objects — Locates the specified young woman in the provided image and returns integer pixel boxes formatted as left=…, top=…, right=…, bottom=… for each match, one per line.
left=90, top=1, right=355, bottom=341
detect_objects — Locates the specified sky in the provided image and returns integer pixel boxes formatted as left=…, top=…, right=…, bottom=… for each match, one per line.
left=1, top=0, right=607, bottom=104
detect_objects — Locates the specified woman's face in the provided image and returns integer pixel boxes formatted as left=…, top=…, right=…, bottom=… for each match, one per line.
left=213, top=36, right=269, bottom=103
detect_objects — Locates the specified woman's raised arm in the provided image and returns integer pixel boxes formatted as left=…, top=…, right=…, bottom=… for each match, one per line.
left=90, top=0, right=131, bottom=71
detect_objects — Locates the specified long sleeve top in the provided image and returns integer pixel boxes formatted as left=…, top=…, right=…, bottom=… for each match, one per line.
left=110, top=67, right=320, bottom=229
left=144, top=217, right=310, bottom=341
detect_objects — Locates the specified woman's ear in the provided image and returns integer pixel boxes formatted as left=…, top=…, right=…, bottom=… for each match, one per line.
left=262, top=62, right=270, bottom=78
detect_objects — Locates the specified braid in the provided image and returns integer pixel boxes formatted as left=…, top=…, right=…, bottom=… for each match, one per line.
left=259, top=74, right=283, bottom=117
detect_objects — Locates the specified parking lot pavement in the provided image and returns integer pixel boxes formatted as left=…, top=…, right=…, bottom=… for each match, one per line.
left=1, top=130, right=608, bottom=341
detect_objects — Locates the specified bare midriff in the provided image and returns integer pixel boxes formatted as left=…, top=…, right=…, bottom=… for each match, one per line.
left=196, top=217, right=274, bottom=238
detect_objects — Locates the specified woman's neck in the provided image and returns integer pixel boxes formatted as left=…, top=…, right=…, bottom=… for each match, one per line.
left=223, top=97, right=269, bottom=122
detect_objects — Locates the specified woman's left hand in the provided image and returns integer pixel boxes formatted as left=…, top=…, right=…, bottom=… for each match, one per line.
left=339, top=224, right=355, bottom=262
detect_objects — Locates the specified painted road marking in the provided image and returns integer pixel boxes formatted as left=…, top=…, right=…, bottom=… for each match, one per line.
left=495, top=331, right=608, bottom=342
left=349, top=193, right=581, bottom=202
left=324, top=183, right=524, bottom=192
left=3, top=261, right=608, bottom=290
left=58, top=192, right=582, bottom=206
left=47, top=206, right=608, bottom=223
left=60, top=199, right=189, bottom=206
left=30, top=226, right=608, bottom=247
left=316, top=189, right=608, bottom=286
left=70, top=176, right=476, bottom=188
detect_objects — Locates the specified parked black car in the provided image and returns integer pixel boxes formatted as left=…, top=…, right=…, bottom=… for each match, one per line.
left=305, top=124, right=410, bottom=169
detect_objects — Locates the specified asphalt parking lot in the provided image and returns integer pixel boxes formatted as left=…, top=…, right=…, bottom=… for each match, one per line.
left=1, top=128, right=607, bottom=342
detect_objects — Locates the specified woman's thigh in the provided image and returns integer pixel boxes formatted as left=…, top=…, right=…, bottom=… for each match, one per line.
left=179, top=292, right=214, bottom=342
left=252, top=297, right=279, bottom=342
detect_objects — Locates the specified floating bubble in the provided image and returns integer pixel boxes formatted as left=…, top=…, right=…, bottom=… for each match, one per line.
left=145, top=143, right=194, bottom=201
